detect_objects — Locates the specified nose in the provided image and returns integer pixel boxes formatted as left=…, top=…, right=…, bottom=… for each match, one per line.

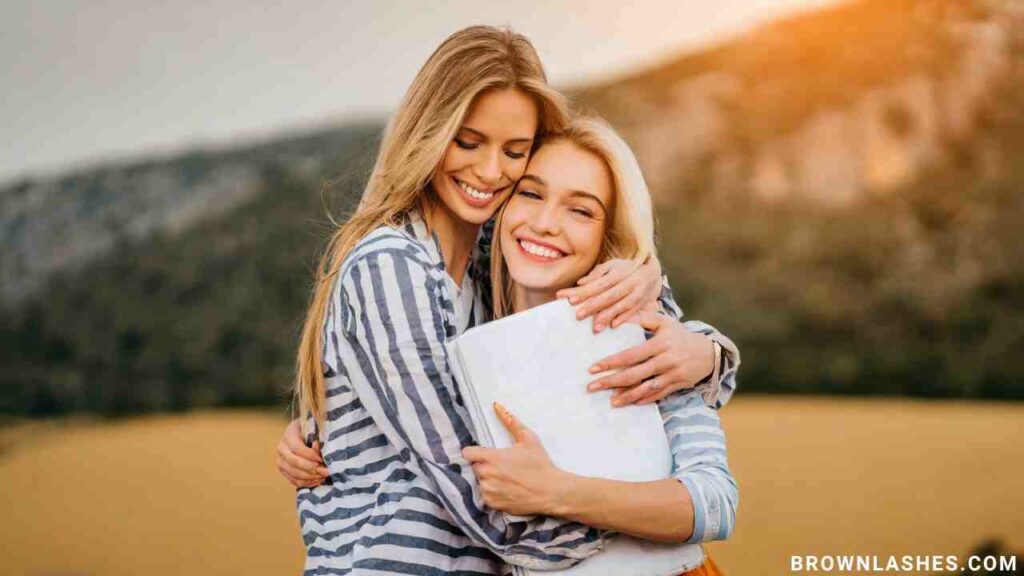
left=473, top=148, right=504, bottom=187
left=530, top=201, right=561, bottom=236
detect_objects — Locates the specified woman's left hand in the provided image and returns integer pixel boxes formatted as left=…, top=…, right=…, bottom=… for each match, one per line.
left=462, top=403, right=571, bottom=517
left=587, top=311, right=716, bottom=406
left=555, top=257, right=663, bottom=332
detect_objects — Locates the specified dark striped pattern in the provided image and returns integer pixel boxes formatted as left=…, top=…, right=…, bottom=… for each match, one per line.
left=298, top=215, right=602, bottom=575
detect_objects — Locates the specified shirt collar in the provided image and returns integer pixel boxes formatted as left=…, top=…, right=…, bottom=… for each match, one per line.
left=404, top=209, right=445, bottom=269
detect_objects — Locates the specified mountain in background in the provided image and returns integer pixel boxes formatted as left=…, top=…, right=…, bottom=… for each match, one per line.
left=578, top=0, right=1024, bottom=399
left=580, top=0, right=1014, bottom=207
left=2, top=0, right=1022, bottom=417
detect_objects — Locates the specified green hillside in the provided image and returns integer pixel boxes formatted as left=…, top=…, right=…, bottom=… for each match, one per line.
left=0, top=126, right=381, bottom=416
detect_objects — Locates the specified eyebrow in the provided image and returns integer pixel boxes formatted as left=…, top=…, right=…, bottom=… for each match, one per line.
left=459, top=126, right=534, bottom=145
left=520, top=174, right=609, bottom=215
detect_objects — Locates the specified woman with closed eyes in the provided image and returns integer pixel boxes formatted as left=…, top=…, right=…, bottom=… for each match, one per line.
left=284, top=25, right=739, bottom=575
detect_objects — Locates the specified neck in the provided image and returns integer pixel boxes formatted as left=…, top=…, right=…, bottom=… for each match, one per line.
left=425, top=202, right=479, bottom=287
left=511, top=282, right=558, bottom=314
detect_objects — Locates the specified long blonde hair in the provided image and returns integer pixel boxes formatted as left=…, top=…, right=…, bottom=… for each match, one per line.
left=490, top=116, right=656, bottom=318
left=296, top=26, right=569, bottom=434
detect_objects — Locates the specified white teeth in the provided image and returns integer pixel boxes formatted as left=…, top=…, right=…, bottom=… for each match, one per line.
left=457, top=179, right=494, bottom=201
left=519, top=240, right=563, bottom=259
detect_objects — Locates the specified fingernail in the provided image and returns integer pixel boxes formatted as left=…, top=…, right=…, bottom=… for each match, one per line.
left=611, top=398, right=623, bottom=407
left=318, top=467, right=330, bottom=476
left=594, top=323, right=605, bottom=332
left=589, top=364, right=601, bottom=374
left=587, top=382, right=600, bottom=392
left=569, top=296, right=580, bottom=305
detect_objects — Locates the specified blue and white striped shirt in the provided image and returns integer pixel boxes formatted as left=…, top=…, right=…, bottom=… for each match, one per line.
left=297, top=213, right=738, bottom=575
left=659, top=392, right=738, bottom=544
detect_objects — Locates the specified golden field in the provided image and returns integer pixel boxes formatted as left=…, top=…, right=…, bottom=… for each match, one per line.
left=1, top=397, right=1022, bottom=575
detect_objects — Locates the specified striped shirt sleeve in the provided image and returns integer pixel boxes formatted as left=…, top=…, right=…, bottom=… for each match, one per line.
left=656, top=275, right=741, bottom=409
left=337, top=246, right=604, bottom=569
left=659, top=391, right=739, bottom=543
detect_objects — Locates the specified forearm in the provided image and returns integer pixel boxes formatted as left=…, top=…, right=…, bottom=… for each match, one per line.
left=662, top=393, right=739, bottom=542
left=551, top=474, right=696, bottom=543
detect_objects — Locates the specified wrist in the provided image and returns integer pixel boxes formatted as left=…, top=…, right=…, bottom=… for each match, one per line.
left=546, top=469, right=578, bottom=517
left=699, top=336, right=717, bottom=384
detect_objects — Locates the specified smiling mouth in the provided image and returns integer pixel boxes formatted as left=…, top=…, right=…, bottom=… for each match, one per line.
left=517, top=238, right=566, bottom=261
left=454, top=177, right=497, bottom=203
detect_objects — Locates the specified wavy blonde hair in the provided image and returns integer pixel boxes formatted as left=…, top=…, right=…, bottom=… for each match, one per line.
left=490, top=116, right=656, bottom=318
left=295, top=26, right=570, bottom=434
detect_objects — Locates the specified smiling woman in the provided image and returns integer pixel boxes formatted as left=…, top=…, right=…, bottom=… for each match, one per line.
left=427, top=88, right=539, bottom=283
left=498, top=140, right=614, bottom=310
left=432, top=89, right=537, bottom=211
left=490, top=118, right=656, bottom=321
left=465, top=116, right=737, bottom=575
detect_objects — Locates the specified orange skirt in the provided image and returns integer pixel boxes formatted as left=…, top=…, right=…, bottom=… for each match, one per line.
left=679, top=552, right=723, bottom=576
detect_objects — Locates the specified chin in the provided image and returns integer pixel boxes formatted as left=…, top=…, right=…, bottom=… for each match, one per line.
left=449, top=202, right=496, bottom=225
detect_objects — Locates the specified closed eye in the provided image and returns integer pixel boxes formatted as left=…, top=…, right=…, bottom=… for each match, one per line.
left=518, top=189, right=542, bottom=200
left=454, top=138, right=479, bottom=150
left=505, top=150, right=527, bottom=160
left=570, top=207, right=595, bottom=218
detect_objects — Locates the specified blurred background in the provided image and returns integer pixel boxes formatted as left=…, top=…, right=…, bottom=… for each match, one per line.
left=2, top=0, right=1022, bottom=574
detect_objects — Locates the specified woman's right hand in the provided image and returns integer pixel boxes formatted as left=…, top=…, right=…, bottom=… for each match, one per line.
left=462, top=403, right=572, bottom=517
left=276, top=418, right=329, bottom=488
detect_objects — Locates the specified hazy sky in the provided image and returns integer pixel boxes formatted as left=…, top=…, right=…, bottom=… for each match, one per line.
left=1, top=0, right=841, bottom=183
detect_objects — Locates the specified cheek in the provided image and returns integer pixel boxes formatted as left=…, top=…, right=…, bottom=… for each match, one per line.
left=499, top=226, right=517, bottom=259
left=498, top=211, right=523, bottom=254
left=439, top=144, right=469, bottom=174
left=572, top=223, right=606, bottom=269
left=500, top=199, right=530, bottom=233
